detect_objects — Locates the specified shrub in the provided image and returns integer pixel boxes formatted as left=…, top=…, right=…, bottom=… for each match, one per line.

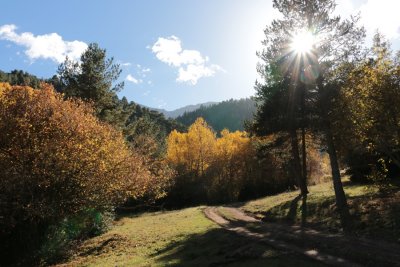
left=0, top=83, right=169, bottom=264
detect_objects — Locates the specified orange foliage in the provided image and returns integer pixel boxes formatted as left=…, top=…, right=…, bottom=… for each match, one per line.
left=0, top=83, right=169, bottom=232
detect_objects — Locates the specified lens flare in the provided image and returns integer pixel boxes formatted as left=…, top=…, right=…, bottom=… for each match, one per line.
left=291, top=31, right=315, bottom=54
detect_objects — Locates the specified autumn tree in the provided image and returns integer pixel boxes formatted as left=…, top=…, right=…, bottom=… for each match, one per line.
left=337, top=33, right=400, bottom=181
left=0, top=83, right=171, bottom=262
left=210, top=129, right=255, bottom=202
left=167, top=117, right=216, bottom=177
left=167, top=118, right=259, bottom=203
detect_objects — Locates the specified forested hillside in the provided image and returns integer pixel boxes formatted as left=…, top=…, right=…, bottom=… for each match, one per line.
left=176, top=98, right=256, bottom=132
left=151, top=101, right=217, bottom=118
left=0, top=69, right=43, bottom=88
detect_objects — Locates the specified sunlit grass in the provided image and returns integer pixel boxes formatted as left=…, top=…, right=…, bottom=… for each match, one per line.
left=57, top=207, right=322, bottom=266
left=241, top=179, right=400, bottom=241
left=55, top=178, right=400, bottom=266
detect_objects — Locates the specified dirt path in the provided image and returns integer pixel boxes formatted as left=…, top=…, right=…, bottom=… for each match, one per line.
left=204, top=206, right=400, bottom=267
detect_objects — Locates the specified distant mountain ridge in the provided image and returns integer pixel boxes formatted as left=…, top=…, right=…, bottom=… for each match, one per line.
left=149, top=102, right=217, bottom=118
left=175, top=98, right=256, bottom=133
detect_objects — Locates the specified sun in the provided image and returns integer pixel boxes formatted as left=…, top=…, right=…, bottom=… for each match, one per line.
left=291, top=31, right=315, bottom=54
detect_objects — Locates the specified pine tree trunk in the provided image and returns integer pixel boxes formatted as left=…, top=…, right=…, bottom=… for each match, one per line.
left=316, top=71, right=352, bottom=231
left=289, top=128, right=309, bottom=196
left=288, top=82, right=308, bottom=196
left=325, top=122, right=352, bottom=231
left=301, top=84, right=308, bottom=186
left=301, top=125, right=307, bottom=183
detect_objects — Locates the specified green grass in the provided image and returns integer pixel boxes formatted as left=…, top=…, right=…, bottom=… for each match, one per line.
left=56, top=179, right=400, bottom=266
left=57, top=207, right=323, bottom=266
left=241, top=179, right=400, bottom=241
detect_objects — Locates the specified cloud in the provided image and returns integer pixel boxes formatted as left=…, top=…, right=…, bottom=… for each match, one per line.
left=177, top=64, right=222, bottom=85
left=333, top=0, right=400, bottom=41
left=126, top=74, right=142, bottom=84
left=121, top=62, right=131, bottom=67
left=142, top=67, right=151, bottom=73
left=151, top=36, right=184, bottom=67
left=151, top=35, right=222, bottom=85
left=0, top=24, right=87, bottom=63
left=359, top=0, right=400, bottom=40
left=136, top=65, right=151, bottom=77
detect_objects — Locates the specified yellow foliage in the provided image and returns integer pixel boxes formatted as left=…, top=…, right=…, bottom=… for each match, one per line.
left=167, top=118, right=216, bottom=176
left=0, top=83, right=169, bottom=233
left=166, top=118, right=254, bottom=201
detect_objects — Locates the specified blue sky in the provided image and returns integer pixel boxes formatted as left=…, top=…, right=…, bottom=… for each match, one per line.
left=1, top=0, right=400, bottom=110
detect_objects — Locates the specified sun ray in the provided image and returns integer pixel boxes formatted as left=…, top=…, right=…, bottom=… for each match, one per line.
left=291, top=31, right=315, bottom=54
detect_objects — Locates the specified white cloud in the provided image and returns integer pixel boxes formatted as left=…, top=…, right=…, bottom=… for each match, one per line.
left=333, top=0, right=400, bottom=41
left=359, top=0, right=400, bottom=40
left=0, top=24, right=87, bottom=63
left=151, top=36, right=183, bottom=67
left=136, top=65, right=151, bottom=77
left=121, top=62, right=131, bottom=67
left=151, top=35, right=222, bottom=85
left=142, top=67, right=151, bottom=73
left=126, top=74, right=142, bottom=84
left=177, top=64, right=222, bottom=85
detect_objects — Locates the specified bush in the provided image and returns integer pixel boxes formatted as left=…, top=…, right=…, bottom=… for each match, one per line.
left=0, top=83, right=170, bottom=265
left=39, top=209, right=113, bottom=265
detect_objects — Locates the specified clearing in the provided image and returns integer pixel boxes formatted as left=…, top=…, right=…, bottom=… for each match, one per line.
left=57, top=180, right=400, bottom=266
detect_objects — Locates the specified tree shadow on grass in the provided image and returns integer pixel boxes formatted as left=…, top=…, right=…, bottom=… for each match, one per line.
left=254, top=188, right=400, bottom=241
left=262, top=194, right=308, bottom=227
left=286, top=195, right=302, bottom=223
left=152, top=227, right=322, bottom=267
left=348, top=189, right=400, bottom=242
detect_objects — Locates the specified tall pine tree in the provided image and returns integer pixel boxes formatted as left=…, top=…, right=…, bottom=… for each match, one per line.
left=253, top=0, right=365, bottom=230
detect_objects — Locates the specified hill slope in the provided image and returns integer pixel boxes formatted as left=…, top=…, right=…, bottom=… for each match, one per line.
left=150, top=102, right=217, bottom=118
left=176, top=98, right=256, bottom=133
left=57, top=207, right=320, bottom=266
left=57, top=180, right=400, bottom=266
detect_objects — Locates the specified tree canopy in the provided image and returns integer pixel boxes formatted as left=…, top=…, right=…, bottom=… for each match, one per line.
left=57, top=43, right=124, bottom=120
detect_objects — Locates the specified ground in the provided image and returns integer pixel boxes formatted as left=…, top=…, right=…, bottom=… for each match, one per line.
left=56, top=180, right=400, bottom=266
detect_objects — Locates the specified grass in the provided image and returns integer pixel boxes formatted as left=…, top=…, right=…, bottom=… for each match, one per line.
left=241, top=179, right=400, bottom=241
left=57, top=207, right=323, bottom=266
left=56, top=178, right=400, bottom=266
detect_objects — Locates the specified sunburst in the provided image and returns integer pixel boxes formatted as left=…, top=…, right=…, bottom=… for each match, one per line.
left=291, top=30, right=315, bottom=54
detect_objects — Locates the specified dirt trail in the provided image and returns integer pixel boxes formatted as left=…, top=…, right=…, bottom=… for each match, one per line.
left=204, top=206, right=400, bottom=267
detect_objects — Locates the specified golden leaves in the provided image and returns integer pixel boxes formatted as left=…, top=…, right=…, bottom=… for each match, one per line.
left=166, top=118, right=255, bottom=201
left=0, top=83, right=169, bottom=230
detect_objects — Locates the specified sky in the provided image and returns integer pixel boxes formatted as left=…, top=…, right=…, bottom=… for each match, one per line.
left=1, top=0, right=400, bottom=110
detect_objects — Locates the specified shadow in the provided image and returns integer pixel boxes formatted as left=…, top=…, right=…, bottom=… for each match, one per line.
left=286, top=194, right=308, bottom=227
left=286, top=195, right=302, bottom=223
left=348, top=190, right=400, bottom=242
left=249, top=187, right=400, bottom=242
left=301, top=195, right=308, bottom=227
left=152, top=227, right=320, bottom=266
